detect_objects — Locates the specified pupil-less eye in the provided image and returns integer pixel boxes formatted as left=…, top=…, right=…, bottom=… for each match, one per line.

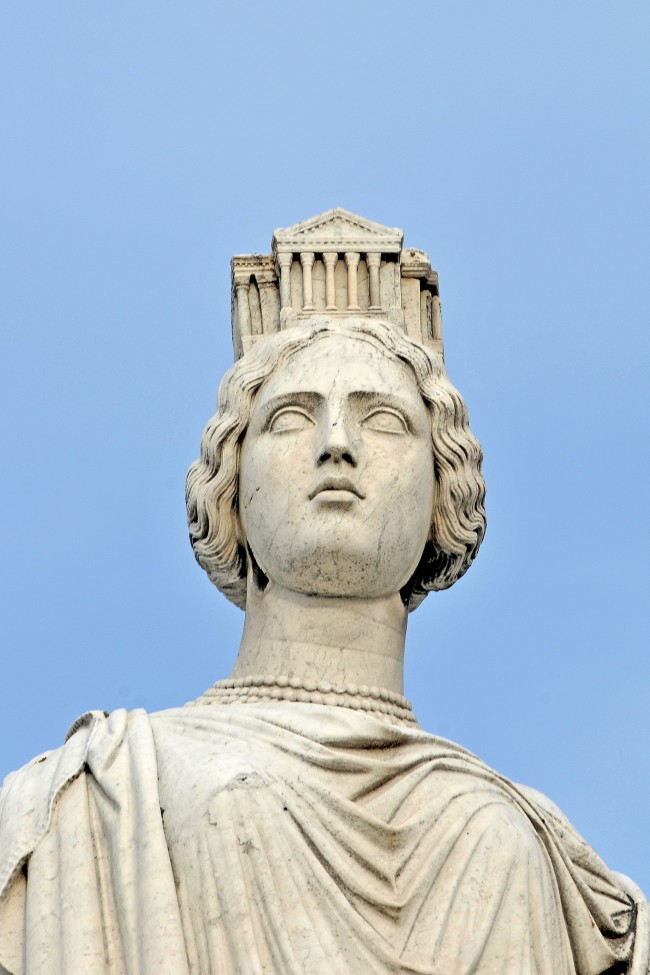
left=269, top=408, right=314, bottom=433
left=363, top=410, right=408, bottom=434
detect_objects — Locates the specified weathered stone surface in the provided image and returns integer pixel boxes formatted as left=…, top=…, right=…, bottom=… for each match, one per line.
left=0, top=211, right=647, bottom=975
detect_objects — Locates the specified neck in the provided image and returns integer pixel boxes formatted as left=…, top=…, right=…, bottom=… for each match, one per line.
left=230, top=583, right=408, bottom=695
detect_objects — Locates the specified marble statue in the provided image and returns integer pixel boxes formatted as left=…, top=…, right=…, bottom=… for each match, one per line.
left=0, top=209, right=647, bottom=975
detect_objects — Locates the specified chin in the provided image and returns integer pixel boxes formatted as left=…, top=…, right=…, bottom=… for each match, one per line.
left=291, top=583, right=399, bottom=601
left=272, top=556, right=414, bottom=601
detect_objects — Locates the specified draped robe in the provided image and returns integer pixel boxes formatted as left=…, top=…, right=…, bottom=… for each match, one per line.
left=0, top=703, right=647, bottom=975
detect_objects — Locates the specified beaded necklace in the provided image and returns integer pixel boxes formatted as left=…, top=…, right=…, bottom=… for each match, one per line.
left=188, top=674, right=417, bottom=724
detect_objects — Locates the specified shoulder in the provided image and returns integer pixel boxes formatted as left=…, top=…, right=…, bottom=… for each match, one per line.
left=0, top=708, right=154, bottom=903
left=440, top=767, right=549, bottom=866
left=0, top=710, right=100, bottom=902
left=0, top=710, right=106, bottom=817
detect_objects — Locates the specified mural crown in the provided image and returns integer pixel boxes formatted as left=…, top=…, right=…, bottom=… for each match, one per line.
left=231, top=207, right=443, bottom=359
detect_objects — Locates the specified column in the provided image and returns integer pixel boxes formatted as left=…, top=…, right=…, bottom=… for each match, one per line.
left=277, top=253, right=293, bottom=309
left=258, top=278, right=280, bottom=335
left=367, top=252, right=381, bottom=310
left=420, top=290, right=432, bottom=341
left=235, top=282, right=251, bottom=338
left=431, top=294, right=443, bottom=341
left=300, top=252, right=315, bottom=310
left=323, top=252, right=338, bottom=310
left=344, top=252, right=360, bottom=310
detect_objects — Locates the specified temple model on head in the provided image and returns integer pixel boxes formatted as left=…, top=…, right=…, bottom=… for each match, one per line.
left=0, top=209, right=647, bottom=975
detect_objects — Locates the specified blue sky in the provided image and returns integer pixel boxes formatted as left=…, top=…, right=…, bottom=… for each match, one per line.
left=1, top=2, right=648, bottom=891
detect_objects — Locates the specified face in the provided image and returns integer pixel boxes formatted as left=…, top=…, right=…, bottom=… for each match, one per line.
left=238, top=332, right=435, bottom=600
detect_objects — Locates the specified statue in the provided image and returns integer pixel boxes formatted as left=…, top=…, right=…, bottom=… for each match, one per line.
left=0, top=209, right=647, bottom=974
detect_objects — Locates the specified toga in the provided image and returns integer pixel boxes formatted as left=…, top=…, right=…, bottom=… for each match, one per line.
left=0, top=703, right=647, bottom=974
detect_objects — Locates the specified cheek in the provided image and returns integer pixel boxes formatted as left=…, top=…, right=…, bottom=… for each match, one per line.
left=238, top=442, right=305, bottom=533
left=244, top=443, right=300, bottom=489
left=384, top=449, right=435, bottom=540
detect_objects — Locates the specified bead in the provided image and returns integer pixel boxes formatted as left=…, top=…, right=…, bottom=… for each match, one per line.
left=195, top=674, right=416, bottom=724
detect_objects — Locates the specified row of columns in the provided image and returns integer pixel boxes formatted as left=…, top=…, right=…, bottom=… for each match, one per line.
left=234, top=274, right=279, bottom=338
left=277, top=251, right=382, bottom=313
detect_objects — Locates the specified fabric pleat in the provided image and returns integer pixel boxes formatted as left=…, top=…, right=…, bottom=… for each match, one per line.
left=0, top=703, right=646, bottom=975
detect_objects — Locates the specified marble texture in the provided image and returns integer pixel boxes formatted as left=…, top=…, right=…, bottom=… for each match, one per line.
left=1, top=706, right=647, bottom=974
left=0, top=210, right=647, bottom=974
left=231, top=209, right=442, bottom=358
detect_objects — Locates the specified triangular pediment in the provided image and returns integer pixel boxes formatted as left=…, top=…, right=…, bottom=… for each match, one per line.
left=273, top=208, right=403, bottom=253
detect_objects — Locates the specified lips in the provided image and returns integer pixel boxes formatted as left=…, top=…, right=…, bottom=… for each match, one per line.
left=308, top=476, right=365, bottom=500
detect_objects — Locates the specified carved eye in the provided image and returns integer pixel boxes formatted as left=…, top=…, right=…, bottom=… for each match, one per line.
left=268, top=408, right=314, bottom=433
left=362, top=409, right=408, bottom=434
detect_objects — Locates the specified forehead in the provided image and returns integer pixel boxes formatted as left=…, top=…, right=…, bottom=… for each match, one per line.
left=256, top=333, right=421, bottom=404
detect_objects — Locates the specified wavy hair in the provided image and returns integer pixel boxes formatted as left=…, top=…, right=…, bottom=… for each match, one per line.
left=186, top=318, right=486, bottom=611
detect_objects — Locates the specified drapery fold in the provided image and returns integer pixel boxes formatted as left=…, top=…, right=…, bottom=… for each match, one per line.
left=0, top=704, right=646, bottom=975
left=0, top=709, right=188, bottom=975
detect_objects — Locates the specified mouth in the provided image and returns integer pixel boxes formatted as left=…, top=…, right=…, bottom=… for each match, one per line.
left=308, top=476, right=365, bottom=501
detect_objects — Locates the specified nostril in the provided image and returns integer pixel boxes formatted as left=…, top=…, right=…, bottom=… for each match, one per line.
left=317, top=448, right=356, bottom=467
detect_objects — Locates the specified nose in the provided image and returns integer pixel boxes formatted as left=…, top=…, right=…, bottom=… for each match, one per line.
left=317, top=409, right=358, bottom=467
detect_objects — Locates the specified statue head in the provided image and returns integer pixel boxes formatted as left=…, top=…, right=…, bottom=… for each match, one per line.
left=186, top=210, right=486, bottom=611
left=186, top=316, right=485, bottom=611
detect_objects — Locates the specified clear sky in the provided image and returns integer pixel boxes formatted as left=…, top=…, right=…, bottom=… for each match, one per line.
left=1, top=2, right=648, bottom=892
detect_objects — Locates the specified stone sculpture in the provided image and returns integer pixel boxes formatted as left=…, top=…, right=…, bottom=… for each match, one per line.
left=0, top=209, right=647, bottom=974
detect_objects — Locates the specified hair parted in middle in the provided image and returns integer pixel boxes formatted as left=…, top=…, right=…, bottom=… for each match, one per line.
left=186, top=317, right=486, bottom=611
